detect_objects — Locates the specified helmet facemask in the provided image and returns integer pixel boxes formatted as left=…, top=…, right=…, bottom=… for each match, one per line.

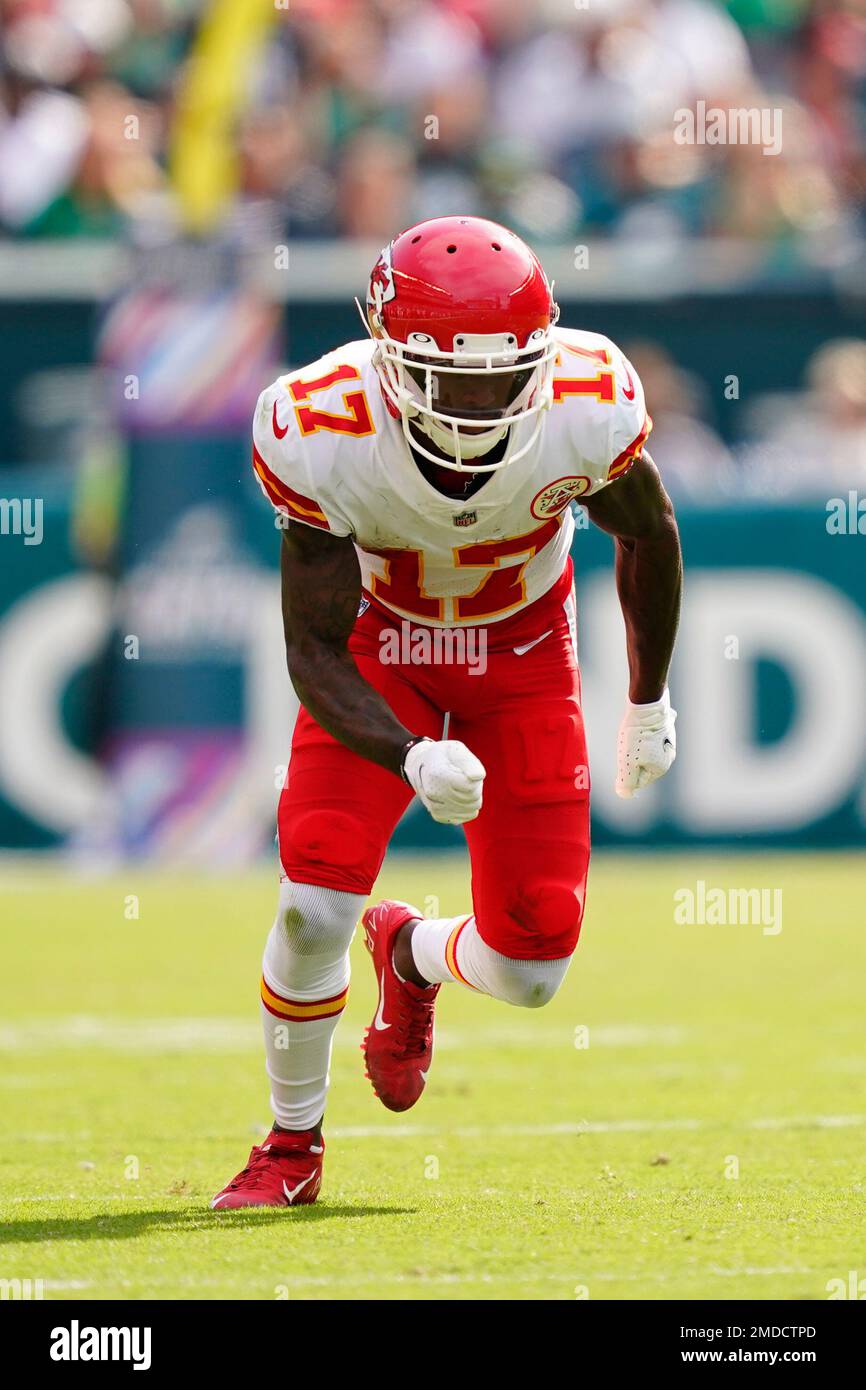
left=359, top=293, right=560, bottom=473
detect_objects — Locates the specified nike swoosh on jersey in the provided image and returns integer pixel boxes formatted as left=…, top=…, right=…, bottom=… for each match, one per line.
left=272, top=400, right=289, bottom=439
left=622, top=366, right=636, bottom=402
left=513, top=629, right=553, bottom=656
left=374, top=969, right=391, bottom=1030
left=282, top=1173, right=317, bottom=1204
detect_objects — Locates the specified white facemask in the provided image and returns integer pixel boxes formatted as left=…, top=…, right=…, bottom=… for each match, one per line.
left=359, top=300, right=560, bottom=473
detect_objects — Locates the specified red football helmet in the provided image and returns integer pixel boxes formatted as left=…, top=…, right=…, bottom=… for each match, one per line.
left=360, top=216, right=559, bottom=472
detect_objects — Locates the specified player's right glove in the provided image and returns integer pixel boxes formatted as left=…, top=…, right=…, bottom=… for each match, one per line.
left=401, top=737, right=486, bottom=825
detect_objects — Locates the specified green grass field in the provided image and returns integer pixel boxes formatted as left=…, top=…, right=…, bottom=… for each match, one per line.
left=1, top=851, right=863, bottom=1301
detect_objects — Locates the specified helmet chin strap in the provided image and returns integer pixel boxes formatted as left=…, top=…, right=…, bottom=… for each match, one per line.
left=416, top=412, right=509, bottom=461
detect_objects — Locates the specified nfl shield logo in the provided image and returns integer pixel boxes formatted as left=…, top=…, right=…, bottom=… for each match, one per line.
left=454, top=510, right=477, bottom=527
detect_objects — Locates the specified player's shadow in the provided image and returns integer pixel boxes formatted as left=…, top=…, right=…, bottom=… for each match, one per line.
left=0, top=1203, right=415, bottom=1245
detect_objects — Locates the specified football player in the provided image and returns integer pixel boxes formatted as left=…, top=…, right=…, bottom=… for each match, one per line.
left=212, top=216, right=682, bottom=1209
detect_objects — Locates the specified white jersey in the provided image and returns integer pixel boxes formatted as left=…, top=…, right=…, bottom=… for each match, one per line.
left=252, top=328, right=651, bottom=627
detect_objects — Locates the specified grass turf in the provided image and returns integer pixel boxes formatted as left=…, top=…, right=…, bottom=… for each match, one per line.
left=0, top=851, right=863, bottom=1301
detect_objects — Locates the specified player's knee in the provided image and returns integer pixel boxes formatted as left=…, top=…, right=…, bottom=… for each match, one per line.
left=288, top=810, right=362, bottom=866
left=275, top=878, right=361, bottom=958
left=283, top=807, right=382, bottom=883
left=497, top=880, right=585, bottom=959
left=491, top=953, right=570, bottom=1009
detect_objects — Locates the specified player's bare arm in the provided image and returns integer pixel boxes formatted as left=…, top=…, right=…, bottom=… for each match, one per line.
left=583, top=451, right=682, bottom=703
left=281, top=522, right=411, bottom=776
left=281, top=523, right=486, bottom=822
left=583, top=451, right=681, bottom=798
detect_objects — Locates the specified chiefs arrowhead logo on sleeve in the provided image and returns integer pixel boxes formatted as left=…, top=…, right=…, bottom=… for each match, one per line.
left=531, top=476, right=592, bottom=519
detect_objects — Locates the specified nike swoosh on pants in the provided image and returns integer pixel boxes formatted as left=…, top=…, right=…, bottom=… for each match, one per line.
left=513, top=629, right=553, bottom=656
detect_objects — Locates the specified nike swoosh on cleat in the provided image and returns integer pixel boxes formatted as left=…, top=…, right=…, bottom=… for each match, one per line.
left=374, top=969, right=391, bottom=1030
left=513, top=629, right=553, bottom=656
left=282, top=1172, right=317, bottom=1204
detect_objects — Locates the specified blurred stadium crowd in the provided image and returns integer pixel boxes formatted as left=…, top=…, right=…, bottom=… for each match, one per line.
left=1, top=0, right=865, bottom=247
left=1, top=0, right=866, bottom=500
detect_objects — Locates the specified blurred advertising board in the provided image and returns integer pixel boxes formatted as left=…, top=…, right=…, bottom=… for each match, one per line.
left=1, top=483, right=863, bottom=857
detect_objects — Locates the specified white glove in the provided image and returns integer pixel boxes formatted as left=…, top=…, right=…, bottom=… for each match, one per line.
left=615, top=687, right=677, bottom=798
left=402, top=738, right=486, bottom=825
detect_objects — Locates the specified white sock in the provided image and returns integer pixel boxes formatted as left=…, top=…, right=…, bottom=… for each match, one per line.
left=261, top=878, right=364, bottom=1131
left=409, top=913, right=571, bottom=1008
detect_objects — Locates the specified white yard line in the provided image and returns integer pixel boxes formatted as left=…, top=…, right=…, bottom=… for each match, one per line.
left=751, top=1114, right=864, bottom=1129
left=0, top=1017, right=686, bottom=1054
left=0, top=1075, right=62, bottom=1088
left=9, top=1112, right=861, bottom=1149
left=0, top=1270, right=817, bottom=1293
left=278, top=1267, right=816, bottom=1287
left=330, top=1114, right=864, bottom=1138
left=332, top=1118, right=705, bottom=1138
left=3, top=1193, right=150, bottom=1203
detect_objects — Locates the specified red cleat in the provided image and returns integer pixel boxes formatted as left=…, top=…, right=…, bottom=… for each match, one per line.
left=210, top=1127, right=323, bottom=1210
left=361, top=899, right=439, bottom=1113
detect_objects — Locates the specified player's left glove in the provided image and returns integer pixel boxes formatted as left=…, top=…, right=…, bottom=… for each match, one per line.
left=615, top=687, right=677, bottom=798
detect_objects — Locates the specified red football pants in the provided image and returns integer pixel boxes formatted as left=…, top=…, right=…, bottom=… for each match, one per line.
left=277, top=564, right=591, bottom=959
